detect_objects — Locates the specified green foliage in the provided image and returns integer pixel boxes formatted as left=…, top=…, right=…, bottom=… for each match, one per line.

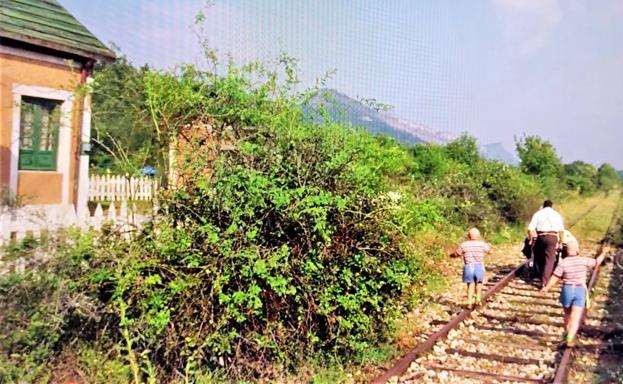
left=597, top=163, right=621, bottom=191
left=311, top=365, right=349, bottom=384
left=409, top=136, right=541, bottom=227
left=106, top=113, right=425, bottom=379
left=475, top=161, right=542, bottom=223
left=515, top=135, right=563, bottom=180
left=2, top=60, right=447, bottom=382
left=410, top=144, right=450, bottom=180
left=4, top=52, right=609, bottom=383
left=0, top=232, right=105, bottom=383
left=444, top=134, right=480, bottom=165
left=91, top=56, right=155, bottom=174
left=564, top=161, right=598, bottom=194
left=74, top=347, right=131, bottom=384
left=511, top=134, right=618, bottom=198
left=1, top=60, right=548, bottom=381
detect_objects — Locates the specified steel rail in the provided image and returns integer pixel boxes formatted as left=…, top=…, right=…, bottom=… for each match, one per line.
left=552, top=191, right=622, bottom=384
left=372, top=194, right=621, bottom=384
left=567, top=204, right=597, bottom=229
left=371, top=262, right=526, bottom=384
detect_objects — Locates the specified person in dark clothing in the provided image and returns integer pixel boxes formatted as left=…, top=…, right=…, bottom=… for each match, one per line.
left=527, top=200, right=565, bottom=287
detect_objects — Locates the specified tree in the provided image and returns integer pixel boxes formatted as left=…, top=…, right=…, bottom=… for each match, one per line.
left=90, top=56, right=155, bottom=174
left=596, top=163, right=621, bottom=191
left=445, top=134, right=480, bottom=165
left=411, top=144, right=450, bottom=179
left=515, top=135, right=563, bottom=179
left=563, top=161, right=597, bottom=194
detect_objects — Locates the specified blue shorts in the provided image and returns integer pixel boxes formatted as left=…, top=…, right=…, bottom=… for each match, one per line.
left=560, top=284, right=586, bottom=308
left=463, top=263, right=485, bottom=284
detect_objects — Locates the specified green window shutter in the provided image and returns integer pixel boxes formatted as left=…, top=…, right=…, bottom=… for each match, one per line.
left=18, top=97, right=61, bottom=171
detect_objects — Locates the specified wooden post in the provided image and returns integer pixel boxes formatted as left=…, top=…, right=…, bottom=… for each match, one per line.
left=107, top=202, right=117, bottom=223
left=93, top=203, right=104, bottom=230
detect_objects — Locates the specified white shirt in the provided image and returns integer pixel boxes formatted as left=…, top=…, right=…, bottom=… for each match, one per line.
left=527, top=207, right=564, bottom=232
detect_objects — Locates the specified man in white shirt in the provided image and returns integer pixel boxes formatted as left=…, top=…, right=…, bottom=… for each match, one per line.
left=527, top=200, right=565, bottom=286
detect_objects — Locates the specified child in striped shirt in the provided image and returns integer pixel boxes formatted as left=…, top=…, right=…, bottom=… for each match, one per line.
left=540, top=238, right=607, bottom=347
left=451, top=228, right=493, bottom=310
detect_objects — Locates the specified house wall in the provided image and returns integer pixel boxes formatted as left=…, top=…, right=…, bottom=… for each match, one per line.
left=170, top=122, right=234, bottom=189
left=0, top=51, right=83, bottom=205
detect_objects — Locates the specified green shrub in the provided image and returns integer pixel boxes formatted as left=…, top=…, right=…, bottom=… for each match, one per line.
left=515, top=135, right=563, bottom=180
left=75, top=347, right=131, bottom=384
left=0, top=232, right=108, bottom=383
left=564, top=161, right=598, bottom=194
left=0, top=58, right=566, bottom=383
left=103, top=118, right=426, bottom=380
left=597, top=163, right=622, bottom=191
left=97, top=67, right=552, bottom=379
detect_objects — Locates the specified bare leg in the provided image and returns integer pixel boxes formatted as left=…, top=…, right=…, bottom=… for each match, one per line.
left=566, top=305, right=584, bottom=344
left=563, top=307, right=571, bottom=329
left=562, top=307, right=572, bottom=341
left=466, top=283, right=475, bottom=308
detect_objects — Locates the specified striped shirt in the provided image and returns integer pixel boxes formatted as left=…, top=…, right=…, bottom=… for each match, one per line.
left=455, top=240, right=491, bottom=265
left=553, top=256, right=597, bottom=286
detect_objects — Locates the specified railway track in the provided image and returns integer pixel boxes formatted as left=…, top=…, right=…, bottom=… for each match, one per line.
left=566, top=203, right=598, bottom=230
left=374, top=195, right=623, bottom=384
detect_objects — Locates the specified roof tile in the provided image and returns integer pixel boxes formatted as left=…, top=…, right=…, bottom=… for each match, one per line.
left=0, top=0, right=115, bottom=61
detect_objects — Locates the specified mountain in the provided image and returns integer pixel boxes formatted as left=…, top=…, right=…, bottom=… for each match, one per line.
left=305, top=89, right=519, bottom=166
left=480, top=143, right=519, bottom=166
left=304, top=89, right=454, bottom=145
left=377, top=111, right=456, bottom=145
left=618, top=170, right=623, bottom=178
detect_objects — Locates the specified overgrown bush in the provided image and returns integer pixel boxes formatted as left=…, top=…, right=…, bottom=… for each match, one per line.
left=0, top=232, right=116, bottom=383
left=408, top=136, right=540, bottom=229
left=101, top=114, right=433, bottom=380
left=597, top=163, right=622, bottom=191
left=0, top=58, right=583, bottom=382
left=98, top=66, right=553, bottom=380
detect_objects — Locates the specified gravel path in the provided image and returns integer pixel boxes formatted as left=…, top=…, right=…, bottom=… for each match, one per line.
left=388, top=257, right=623, bottom=384
left=566, top=258, right=623, bottom=383
left=382, top=197, right=623, bottom=384
left=396, top=273, right=563, bottom=383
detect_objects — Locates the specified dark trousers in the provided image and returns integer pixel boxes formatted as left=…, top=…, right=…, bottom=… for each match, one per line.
left=533, top=235, right=558, bottom=286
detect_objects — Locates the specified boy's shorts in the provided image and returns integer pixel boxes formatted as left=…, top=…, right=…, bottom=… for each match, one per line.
left=462, top=263, right=485, bottom=284
left=560, top=284, right=586, bottom=308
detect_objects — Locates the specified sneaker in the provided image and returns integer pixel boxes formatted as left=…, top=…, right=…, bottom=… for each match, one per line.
left=557, top=334, right=568, bottom=350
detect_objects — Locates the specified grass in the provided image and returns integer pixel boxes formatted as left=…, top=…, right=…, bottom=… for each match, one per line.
left=5, top=192, right=619, bottom=383
left=351, top=190, right=623, bottom=382
left=558, top=189, right=621, bottom=246
left=278, top=190, right=623, bottom=383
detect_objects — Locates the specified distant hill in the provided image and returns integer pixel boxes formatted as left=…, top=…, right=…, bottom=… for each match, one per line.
left=304, top=89, right=518, bottom=165
left=480, top=143, right=519, bottom=166
left=618, top=170, right=623, bottom=178
left=304, top=89, right=454, bottom=145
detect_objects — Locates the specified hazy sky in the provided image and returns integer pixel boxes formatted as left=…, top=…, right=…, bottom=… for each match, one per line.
left=60, top=0, right=623, bottom=168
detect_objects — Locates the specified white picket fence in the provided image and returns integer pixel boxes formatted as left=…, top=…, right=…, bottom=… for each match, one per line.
left=0, top=201, right=150, bottom=247
left=89, top=174, right=158, bottom=201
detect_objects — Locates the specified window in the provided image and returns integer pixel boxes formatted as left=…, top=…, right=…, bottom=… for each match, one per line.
left=19, top=96, right=61, bottom=171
